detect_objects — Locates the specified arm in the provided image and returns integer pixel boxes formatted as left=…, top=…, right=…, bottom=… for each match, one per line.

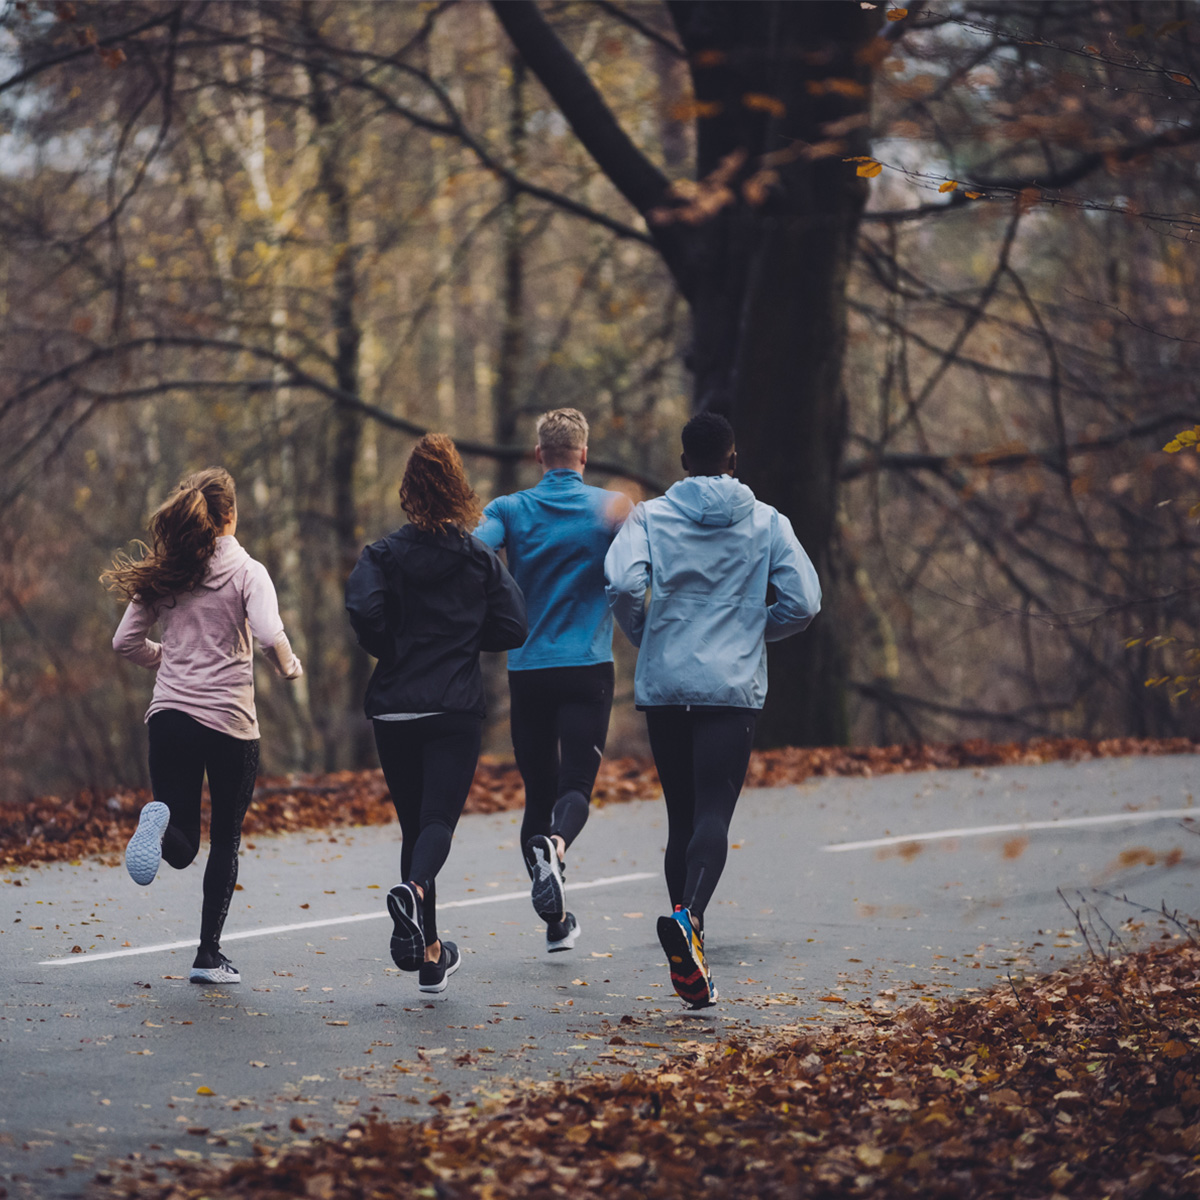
left=112, top=599, right=162, bottom=669
left=604, top=488, right=634, bottom=532
left=474, top=496, right=507, bottom=551
left=245, top=563, right=304, bottom=678
left=764, top=511, right=822, bottom=642
left=480, top=551, right=528, bottom=652
left=344, top=543, right=393, bottom=660
left=604, top=503, right=651, bottom=647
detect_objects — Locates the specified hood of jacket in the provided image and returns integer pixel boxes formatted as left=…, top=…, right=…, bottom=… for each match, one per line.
left=386, top=525, right=474, bottom=585
left=201, top=536, right=251, bottom=589
left=663, top=475, right=757, bottom=527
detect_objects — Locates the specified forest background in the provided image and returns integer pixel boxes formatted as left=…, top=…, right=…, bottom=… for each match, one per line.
left=2, top=0, right=1200, bottom=804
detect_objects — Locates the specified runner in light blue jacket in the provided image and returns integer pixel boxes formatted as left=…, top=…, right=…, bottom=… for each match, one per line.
left=604, top=412, right=820, bottom=1008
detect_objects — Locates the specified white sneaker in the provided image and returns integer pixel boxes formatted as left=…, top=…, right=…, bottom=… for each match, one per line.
left=125, top=802, right=170, bottom=886
left=189, top=949, right=240, bottom=985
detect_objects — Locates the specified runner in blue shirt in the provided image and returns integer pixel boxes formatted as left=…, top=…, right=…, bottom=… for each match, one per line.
left=476, top=409, right=631, bottom=952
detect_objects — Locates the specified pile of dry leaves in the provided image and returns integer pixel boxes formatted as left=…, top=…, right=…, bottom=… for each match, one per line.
left=3, top=735, right=1198, bottom=870
left=96, top=938, right=1199, bottom=1199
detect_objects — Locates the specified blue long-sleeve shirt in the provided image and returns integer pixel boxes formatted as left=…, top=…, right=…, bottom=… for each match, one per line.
left=604, top=475, right=821, bottom=710
left=476, top=469, right=623, bottom=671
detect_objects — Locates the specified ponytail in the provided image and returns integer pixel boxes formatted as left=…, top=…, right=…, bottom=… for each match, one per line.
left=102, top=468, right=237, bottom=603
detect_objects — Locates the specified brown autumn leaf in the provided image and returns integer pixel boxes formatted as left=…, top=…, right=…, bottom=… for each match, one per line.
left=88, top=940, right=1200, bottom=1200
left=7, top=737, right=1200, bottom=870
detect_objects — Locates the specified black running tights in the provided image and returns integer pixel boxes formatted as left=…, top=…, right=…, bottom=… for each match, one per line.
left=373, top=713, right=482, bottom=946
left=644, top=706, right=757, bottom=921
left=509, top=663, right=613, bottom=854
left=147, top=709, right=259, bottom=952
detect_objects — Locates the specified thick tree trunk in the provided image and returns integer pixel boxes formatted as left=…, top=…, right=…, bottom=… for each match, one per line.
left=669, top=1, right=877, bottom=746
left=493, top=0, right=880, bottom=747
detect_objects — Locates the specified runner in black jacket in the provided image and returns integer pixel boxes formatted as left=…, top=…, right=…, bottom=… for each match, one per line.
left=346, top=434, right=527, bottom=993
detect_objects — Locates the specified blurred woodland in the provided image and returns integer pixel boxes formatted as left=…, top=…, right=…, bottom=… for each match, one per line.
left=2, top=0, right=1200, bottom=801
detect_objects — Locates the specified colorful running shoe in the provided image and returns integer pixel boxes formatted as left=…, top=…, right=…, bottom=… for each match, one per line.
left=125, top=801, right=170, bottom=886
left=524, top=834, right=566, bottom=921
left=657, top=905, right=718, bottom=1009
left=386, top=882, right=425, bottom=971
left=418, top=941, right=461, bottom=993
left=546, top=911, right=580, bottom=952
left=189, top=948, right=240, bottom=985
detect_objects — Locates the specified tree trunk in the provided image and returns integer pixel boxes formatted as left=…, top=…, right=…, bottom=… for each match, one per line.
left=494, top=50, right=526, bottom=498
left=303, top=1, right=371, bottom=769
left=670, top=1, right=877, bottom=745
left=492, top=0, right=881, bottom=747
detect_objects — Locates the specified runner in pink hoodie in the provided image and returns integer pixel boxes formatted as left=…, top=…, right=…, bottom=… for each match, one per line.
left=104, top=468, right=303, bottom=984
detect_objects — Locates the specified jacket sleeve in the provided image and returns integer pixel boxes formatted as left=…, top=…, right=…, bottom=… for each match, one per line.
left=604, top=502, right=651, bottom=648
left=112, top=599, right=162, bottom=668
left=765, top=510, right=821, bottom=642
left=345, top=543, right=393, bottom=660
left=480, top=551, right=528, bottom=652
left=474, top=497, right=507, bottom=550
left=244, top=562, right=303, bottom=678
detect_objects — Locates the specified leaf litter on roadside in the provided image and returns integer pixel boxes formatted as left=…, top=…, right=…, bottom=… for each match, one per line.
left=5, top=735, right=1199, bottom=870
left=90, top=939, right=1199, bottom=1199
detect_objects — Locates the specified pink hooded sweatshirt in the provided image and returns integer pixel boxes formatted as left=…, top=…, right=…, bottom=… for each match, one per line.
left=113, top=536, right=301, bottom=740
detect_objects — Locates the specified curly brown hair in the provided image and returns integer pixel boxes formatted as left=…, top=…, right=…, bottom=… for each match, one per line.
left=101, top=468, right=237, bottom=603
left=398, top=434, right=482, bottom=533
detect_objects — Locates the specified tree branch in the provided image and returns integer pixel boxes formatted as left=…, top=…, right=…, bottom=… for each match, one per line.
left=490, top=0, right=695, bottom=295
left=592, top=1, right=685, bottom=58
left=0, top=338, right=670, bottom=495
left=840, top=411, right=1200, bottom=482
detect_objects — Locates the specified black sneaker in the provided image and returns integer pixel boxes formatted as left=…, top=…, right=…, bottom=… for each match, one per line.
left=189, top=948, right=240, bottom=985
left=546, top=911, right=580, bottom=952
left=524, top=834, right=566, bottom=921
left=418, top=941, right=460, bottom=993
left=386, top=882, right=424, bottom=971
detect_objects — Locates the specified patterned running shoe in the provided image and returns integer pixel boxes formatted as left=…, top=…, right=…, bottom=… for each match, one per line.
left=189, top=948, right=240, bottom=985
left=523, top=834, right=566, bottom=921
left=387, top=882, right=425, bottom=971
left=656, top=905, right=718, bottom=1009
left=125, top=801, right=170, bottom=886
left=546, top=911, right=580, bottom=952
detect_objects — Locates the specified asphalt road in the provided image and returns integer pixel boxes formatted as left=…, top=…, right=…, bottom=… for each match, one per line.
left=3, top=754, right=1198, bottom=1197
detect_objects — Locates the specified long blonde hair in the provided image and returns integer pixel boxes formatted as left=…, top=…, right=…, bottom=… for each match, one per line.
left=102, top=468, right=237, bottom=602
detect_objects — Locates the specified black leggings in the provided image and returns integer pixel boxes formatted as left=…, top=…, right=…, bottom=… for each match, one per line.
left=373, top=713, right=482, bottom=946
left=147, top=709, right=260, bottom=952
left=508, top=663, right=614, bottom=854
left=644, top=706, right=757, bottom=921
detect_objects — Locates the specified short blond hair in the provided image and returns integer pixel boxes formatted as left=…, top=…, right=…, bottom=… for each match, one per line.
left=536, top=408, right=589, bottom=457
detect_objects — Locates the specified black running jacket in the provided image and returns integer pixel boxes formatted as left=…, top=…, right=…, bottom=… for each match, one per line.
left=345, top=524, right=527, bottom=718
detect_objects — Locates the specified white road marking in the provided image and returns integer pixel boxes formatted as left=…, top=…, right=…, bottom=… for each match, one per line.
left=36, top=870, right=656, bottom=967
left=823, top=807, right=1198, bottom=853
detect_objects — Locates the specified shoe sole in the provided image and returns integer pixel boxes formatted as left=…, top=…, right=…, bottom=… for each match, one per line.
left=547, top=918, right=581, bottom=952
left=657, top=915, right=717, bottom=1009
left=528, top=839, right=565, bottom=921
left=419, top=952, right=461, bottom=994
left=125, top=802, right=170, bottom=886
left=387, top=886, right=424, bottom=971
left=189, top=967, right=240, bottom=985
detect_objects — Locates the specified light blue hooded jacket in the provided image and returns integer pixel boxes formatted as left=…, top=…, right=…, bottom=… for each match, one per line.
left=604, top=475, right=820, bottom=710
